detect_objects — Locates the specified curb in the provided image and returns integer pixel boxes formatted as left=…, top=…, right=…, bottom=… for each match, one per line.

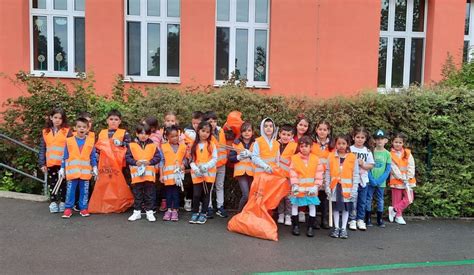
left=0, top=191, right=48, bottom=202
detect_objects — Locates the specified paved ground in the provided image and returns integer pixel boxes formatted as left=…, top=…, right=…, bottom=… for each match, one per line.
left=0, top=198, right=473, bottom=274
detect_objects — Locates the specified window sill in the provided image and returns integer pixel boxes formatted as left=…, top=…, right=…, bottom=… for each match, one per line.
left=123, top=76, right=180, bottom=84
left=213, top=83, right=271, bottom=89
left=30, top=71, right=83, bottom=79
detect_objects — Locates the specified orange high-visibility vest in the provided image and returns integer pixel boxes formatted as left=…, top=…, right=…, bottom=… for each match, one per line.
left=328, top=152, right=356, bottom=199
left=211, top=128, right=228, bottom=167
left=65, top=136, right=94, bottom=180
left=233, top=142, right=254, bottom=177
left=129, top=142, right=157, bottom=184
left=311, top=142, right=332, bottom=168
left=279, top=141, right=298, bottom=177
left=161, top=142, right=187, bottom=186
left=191, top=142, right=217, bottom=184
left=254, top=136, right=280, bottom=176
left=43, top=128, right=70, bottom=167
left=98, top=129, right=125, bottom=142
left=390, top=148, right=416, bottom=188
left=291, top=153, right=320, bottom=198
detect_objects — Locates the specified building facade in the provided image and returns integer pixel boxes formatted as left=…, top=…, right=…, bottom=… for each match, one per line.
left=0, top=0, right=470, bottom=105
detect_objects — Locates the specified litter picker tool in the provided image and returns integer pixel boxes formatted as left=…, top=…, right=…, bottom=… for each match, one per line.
left=52, top=173, right=64, bottom=195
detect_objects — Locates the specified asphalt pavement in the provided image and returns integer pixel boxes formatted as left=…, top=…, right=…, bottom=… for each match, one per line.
left=0, top=198, right=473, bottom=274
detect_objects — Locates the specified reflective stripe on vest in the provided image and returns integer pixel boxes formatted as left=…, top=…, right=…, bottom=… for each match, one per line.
left=279, top=142, right=297, bottom=177
left=129, top=142, right=157, bottom=184
left=43, top=128, right=69, bottom=167
left=65, top=136, right=94, bottom=180
left=161, top=143, right=186, bottom=186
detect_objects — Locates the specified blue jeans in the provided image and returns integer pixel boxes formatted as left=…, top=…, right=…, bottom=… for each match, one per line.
left=355, top=185, right=368, bottom=220
left=65, top=179, right=89, bottom=210
left=165, top=185, right=180, bottom=209
left=366, top=185, right=384, bottom=212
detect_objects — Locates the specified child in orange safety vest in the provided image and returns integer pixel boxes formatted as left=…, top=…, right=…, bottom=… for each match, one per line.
left=388, top=132, right=416, bottom=225
left=289, top=136, right=324, bottom=237
left=252, top=117, right=280, bottom=176
left=189, top=121, right=218, bottom=225
left=276, top=124, right=297, bottom=226
left=228, top=122, right=256, bottom=212
left=60, top=117, right=97, bottom=219
left=324, top=134, right=360, bottom=239
left=39, top=107, right=72, bottom=213
left=160, top=125, right=187, bottom=222
left=125, top=124, right=161, bottom=222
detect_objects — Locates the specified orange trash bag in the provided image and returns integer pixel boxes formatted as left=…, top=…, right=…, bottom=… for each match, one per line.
left=227, top=168, right=290, bottom=241
left=88, top=139, right=134, bottom=213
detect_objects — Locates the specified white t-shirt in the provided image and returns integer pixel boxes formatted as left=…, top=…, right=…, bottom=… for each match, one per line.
left=350, top=145, right=374, bottom=187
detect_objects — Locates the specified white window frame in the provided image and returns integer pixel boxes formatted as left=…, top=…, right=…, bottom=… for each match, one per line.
left=465, top=0, right=474, bottom=62
left=30, top=0, right=85, bottom=78
left=378, top=0, right=427, bottom=91
left=215, top=0, right=270, bottom=88
left=124, top=0, right=181, bottom=83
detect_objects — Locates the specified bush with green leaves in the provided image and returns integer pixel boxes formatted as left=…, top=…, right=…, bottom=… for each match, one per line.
left=1, top=72, right=473, bottom=217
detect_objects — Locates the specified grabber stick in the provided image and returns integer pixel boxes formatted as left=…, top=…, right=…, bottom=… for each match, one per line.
left=52, top=174, right=64, bottom=195
left=328, top=194, right=333, bottom=227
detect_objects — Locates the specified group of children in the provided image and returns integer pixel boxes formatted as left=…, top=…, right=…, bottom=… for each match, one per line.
left=39, top=108, right=416, bottom=239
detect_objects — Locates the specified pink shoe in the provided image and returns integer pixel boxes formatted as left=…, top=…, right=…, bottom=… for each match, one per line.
left=163, top=210, right=172, bottom=221
left=171, top=210, right=179, bottom=222
left=159, top=199, right=167, bottom=212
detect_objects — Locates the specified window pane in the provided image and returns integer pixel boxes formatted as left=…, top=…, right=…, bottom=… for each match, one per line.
left=391, top=38, right=405, bottom=87
left=412, top=0, right=425, bottom=32
left=54, top=0, right=67, bottom=10
left=216, top=27, right=229, bottom=80
left=380, top=0, right=389, bottom=31
left=466, top=1, right=471, bottom=35
left=394, top=0, right=407, bottom=31
left=74, top=18, right=85, bottom=72
left=377, top=38, right=388, bottom=87
left=33, top=0, right=46, bottom=9
left=254, top=30, right=267, bottom=81
left=147, top=23, right=160, bottom=76
left=128, top=0, right=140, bottom=15
left=127, top=22, right=141, bottom=76
left=33, top=16, right=47, bottom=71
left=236, top=0, right=249, bottom=22
left=255, top=0, right=268, bottom=23
left=409, top=38, right=423, bottom=85
left=75, top=0, right=85, bottom=11
left=235, top=29, right=248, bottom=80
left=167, top=0, right=180, bottom=17
left=167, top=24, right=180, bottom=77
left=217, top=0, right=230, bottom=21
left=148, top=0, right=160, bottom=16
left=54, top=17, right=68, bottom=71
left=463, top=41, right=470, bottom=63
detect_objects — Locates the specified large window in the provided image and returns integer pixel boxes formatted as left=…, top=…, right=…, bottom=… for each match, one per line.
left=464, top=0, right=474, bottom=62
left=378, top=0, right=427, bottom=89
left=215, top=0, right=270, bottom=87
left=125, top=0, right=180, bottom=82
left=30, top=0, right=85, bottom=76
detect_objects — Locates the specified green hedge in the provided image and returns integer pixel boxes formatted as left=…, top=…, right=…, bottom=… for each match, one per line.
left=1, top=72, right=473, bottom=217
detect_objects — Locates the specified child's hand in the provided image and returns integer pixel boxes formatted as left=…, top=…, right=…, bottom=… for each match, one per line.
left=358, top=159, right=365, bottom=166
left=40, top=166, right=47, bottom=173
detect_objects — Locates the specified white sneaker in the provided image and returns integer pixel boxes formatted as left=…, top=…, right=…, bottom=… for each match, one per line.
left=49, top=202, right=59, bottom=213
left=388, top=206, right=396, bottom=222
left=284, top=215, right=292, bottom=226
left=277, top=213, right=284, bottom=224
left=128, top=210, right=142, bottom=221
left=349, top=220, right=357, bottom=231
left=146, top=210, right=156, bottom=222
left=184, top=198, right=192, bottom=212
left=357, top=219, right=367, bottom=231
left=58, top=202, right=66, bottom=212
left=298, top=211, right=306, bottom=223
left=395, top=216, right=406, bottom=225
